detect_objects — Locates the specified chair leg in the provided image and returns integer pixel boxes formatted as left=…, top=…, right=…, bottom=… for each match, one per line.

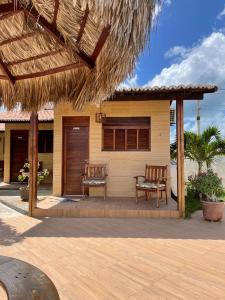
left=104, top=185, right=107, bottom=201
left=82, top=184, right=85, bottom=199
left=136, top=189, right=138, bottom=204
left=156, top=189, right=160, bottom=208
left=145, top=191, right=148, bottom=201
left=165, top=189, right=168, bottom=205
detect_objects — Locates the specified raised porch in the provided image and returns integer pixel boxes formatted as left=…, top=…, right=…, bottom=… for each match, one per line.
left=35, top=195, right=178, bottom=218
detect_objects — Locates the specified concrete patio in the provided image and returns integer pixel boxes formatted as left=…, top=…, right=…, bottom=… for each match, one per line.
left=0, top=183, right=52, bottom=214
left=0, top=205, right=225, bottom=299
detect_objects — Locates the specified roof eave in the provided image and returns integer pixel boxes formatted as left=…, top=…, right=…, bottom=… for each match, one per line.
left=0, top=120, right=54, bottom=123
left=110, top=85, right=218, bottom=101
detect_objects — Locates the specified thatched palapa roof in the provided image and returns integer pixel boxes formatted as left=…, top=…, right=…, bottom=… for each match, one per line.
left=0, top=0, right=157, bottom=110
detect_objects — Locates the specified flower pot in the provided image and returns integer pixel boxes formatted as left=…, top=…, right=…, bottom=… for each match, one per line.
left=201, top=200, right=224, bottom=221
left=19, top=186, right=29, bottom=202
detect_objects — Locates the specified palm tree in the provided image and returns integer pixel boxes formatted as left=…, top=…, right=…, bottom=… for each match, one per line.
left=171, top=126, right=225, bottom=174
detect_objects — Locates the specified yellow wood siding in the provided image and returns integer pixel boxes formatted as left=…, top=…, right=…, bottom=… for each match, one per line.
left=4, top=123, right=53, bottom=183
left=53, top=101, right=170, bottom=197
left=0, top=132, right=4, bottom=161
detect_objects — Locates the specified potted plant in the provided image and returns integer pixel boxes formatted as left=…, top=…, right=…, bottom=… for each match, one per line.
left=18, top=162, right=50, bottom=201
left=187, top=170, right=225, bottom=221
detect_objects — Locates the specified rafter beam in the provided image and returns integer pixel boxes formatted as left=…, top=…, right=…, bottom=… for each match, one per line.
left=0, top=2, right=21, bottom=14
left=91, top=25, right=111, bottom=61
left=52, top=0, right=59, bottom=24
left=0, top=58, right=15, bottom=84
left=0, top=31, right=38, bottom=47
left=8, top=48, right=64, bottom=66
left=15, top=62, right=83, bottom=80
left=76, top=5, right=89, bottom=44
left=24, top=5, right=95, bottom=69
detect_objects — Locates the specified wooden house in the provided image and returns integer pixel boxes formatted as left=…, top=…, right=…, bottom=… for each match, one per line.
left=0, top=108, right=53, bottom=183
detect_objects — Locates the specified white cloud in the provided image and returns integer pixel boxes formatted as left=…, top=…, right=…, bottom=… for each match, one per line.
left=165, top=46, right=189, bottom=59
left=217, top=6, right=225, bottom=20
left=146, top=32, right=225, bottom=135
left=165, top=0, right=172, bottom=5
left=152, top=0, right=172, bottom=25
left=118, top=74, right=138, bottom=89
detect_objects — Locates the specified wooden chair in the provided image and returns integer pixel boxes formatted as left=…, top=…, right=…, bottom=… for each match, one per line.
left=134, top=165, right=168, bottom=208
left=82, top=163, right=107, bottom=200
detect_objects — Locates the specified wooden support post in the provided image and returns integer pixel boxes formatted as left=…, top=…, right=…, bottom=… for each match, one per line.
left=28, top=112, right=38, bottom=217
left=176, top=97, right=185, bottom=217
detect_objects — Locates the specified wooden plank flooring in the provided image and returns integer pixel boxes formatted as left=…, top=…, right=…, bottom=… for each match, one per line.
left=0, top=284, right=7, bottom=300
left=1, top=210, right=225, bottom=299
left=36, top=196, right=178, bottom=218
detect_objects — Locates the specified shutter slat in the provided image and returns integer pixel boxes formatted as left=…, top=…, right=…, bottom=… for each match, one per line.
left=103, top=129, right=114, bottom=150
left=115, top=129, right=125, bottom=150
left=138, top=129, right=149, bottom=150
left=127, top=129, right=137, bottom=150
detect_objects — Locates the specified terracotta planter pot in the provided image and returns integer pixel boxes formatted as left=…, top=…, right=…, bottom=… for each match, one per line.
left=19, top=186, right=29, bottom=202
left=201, top=200, right=224, bottom=221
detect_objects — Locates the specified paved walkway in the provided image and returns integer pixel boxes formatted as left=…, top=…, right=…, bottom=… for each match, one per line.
left=0, top=185, right=52, bottom=214
left=0, top=202, right=22, bottom=219
left=0, top=209, right=225, bottom=299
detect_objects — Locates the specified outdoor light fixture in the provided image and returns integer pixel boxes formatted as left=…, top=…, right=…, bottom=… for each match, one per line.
left=95, top=104, right=106, bottom=123
left=170, top=108, right=176, bottom=125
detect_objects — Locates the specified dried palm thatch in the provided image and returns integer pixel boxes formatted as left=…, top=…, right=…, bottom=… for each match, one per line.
left=0, top=0, right=158, bottom=110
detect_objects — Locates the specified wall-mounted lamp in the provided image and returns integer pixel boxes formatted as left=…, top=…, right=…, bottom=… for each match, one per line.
left=95, top=103, right=106, bottom=123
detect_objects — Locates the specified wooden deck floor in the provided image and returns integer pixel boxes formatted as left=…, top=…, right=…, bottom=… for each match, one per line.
left=35, top=196, right=179, bottom=218
left=1, top=208, right=225, bottom=299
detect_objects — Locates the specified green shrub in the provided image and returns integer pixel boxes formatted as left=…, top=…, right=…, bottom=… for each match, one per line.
left=187, top=169, right=225, bottom=201
left=185, top=190, right=202, bottom=218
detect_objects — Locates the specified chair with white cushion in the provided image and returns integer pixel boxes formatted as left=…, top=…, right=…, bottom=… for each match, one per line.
left=134, top=165, right=168, bottom=207
left=82, top=163, right=107, bottom=200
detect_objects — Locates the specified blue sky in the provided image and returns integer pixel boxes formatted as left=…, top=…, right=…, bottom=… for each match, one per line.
left=138, top=0, right=225, bottom=84
left=122, top=0, right=225, bottom=136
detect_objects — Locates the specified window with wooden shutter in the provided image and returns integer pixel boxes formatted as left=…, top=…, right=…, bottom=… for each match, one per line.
left=38, top=130, right=53, bottom=153
left=102, top=117, right=150, bottom=151
left=115, top=129, right=126, bottom=150
left=127, top=129, right=137, bottom=150
left=103, top=129, right=114, bottom=150
left=138, top=129, right=149, bottom=150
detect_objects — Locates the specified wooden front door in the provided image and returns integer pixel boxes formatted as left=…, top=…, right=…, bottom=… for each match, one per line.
left=63, top=117, right=89, bottom=195
left=10, top=130, right=29, bottom=181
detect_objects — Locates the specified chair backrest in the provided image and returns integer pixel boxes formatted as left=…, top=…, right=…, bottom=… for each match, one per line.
left=145, top=165, right=167, bottom=183
left=85, top=163, right=107, bottom=179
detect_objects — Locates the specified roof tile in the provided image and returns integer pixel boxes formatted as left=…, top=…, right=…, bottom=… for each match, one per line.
left=0, top=109, right=53, bottom=122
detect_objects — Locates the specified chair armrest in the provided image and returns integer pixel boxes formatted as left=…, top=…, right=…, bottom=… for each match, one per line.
left=134, top=175, right=145, bottom=179
left=134, top=175, right=145, bottom=184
